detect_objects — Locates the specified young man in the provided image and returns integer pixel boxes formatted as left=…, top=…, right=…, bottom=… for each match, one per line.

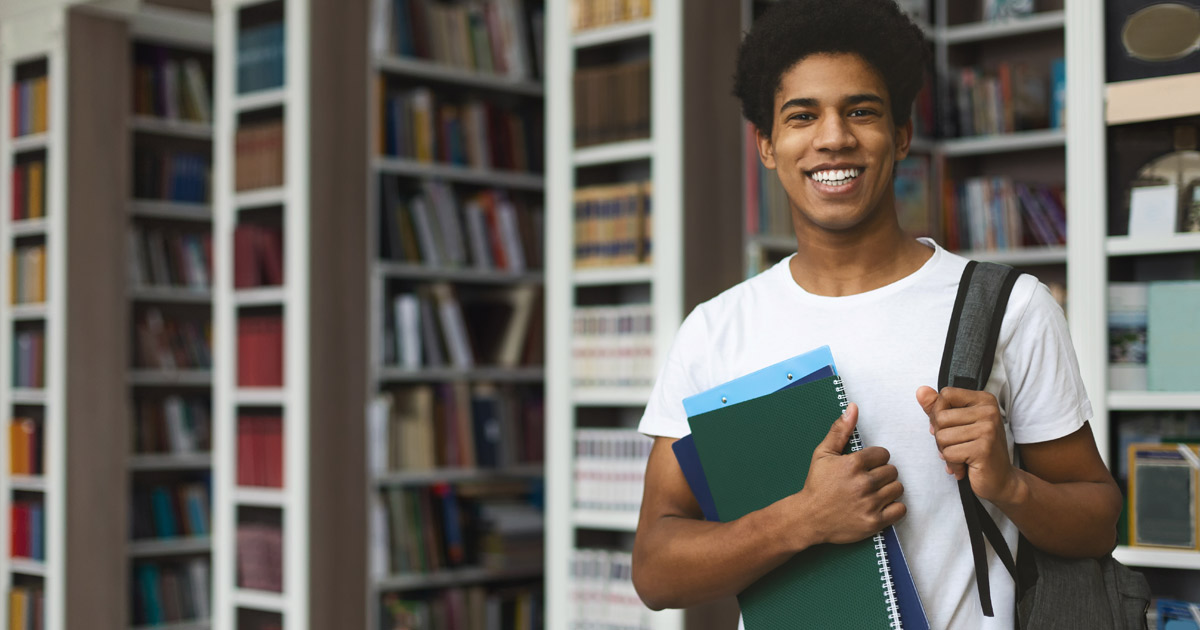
left=630, top=1, right=1122, bottom=628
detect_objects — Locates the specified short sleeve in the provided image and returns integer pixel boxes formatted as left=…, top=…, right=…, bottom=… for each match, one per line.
left=1000, top=278, right=1093, bottom=445
left=637, top=305, right=713, bottom=439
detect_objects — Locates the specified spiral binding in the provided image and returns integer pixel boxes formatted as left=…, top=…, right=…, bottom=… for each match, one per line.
left=835, top=377, right=902, bottom=628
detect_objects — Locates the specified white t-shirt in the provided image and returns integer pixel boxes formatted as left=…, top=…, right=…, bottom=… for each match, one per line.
left=638, top=239, right=1092, bottom=630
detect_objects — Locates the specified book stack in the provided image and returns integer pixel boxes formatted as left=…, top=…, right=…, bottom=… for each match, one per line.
left=378, top=0, right=540, bottom=79
left=940, top=178, right=1066, bottom=252
left=134, top=309, right=212, bottom=371
left=234, top=120, right=284, bottom=191
left=380, top=178, right=544, bottom=271
left=8, top=587, right=44, bottom=630
left=10, top=498, right=44, bottom=560
left=573, top=181, right=652, bottom=267
left=373, top=385, right=544, bottom=471
left=11, top=329, right=44, bottom=388
left=9, top=244, right=46, bottom=304
left=571, top=0, right=652, bottom=30
left=569, top=549, right=649, bottom=630
left=237, top=415, right=284, bottom=488
left=233, top=223, right=284, bottom=288
left=381, top=480, right=542, bottom=575
left=134, top=396, right=211, bottom=455
left=378, top=88, right=543, bottom=173
left=379, top=583, right=542, bottom=629
left=130, top=481, right=211, bottom=540
left=8, top=418, right=41, bottom=475
left=128, top=225, right=212, bottom=289
left=573, top=59, right=651, bottom=147
left=10, top=158, right=45, bottom=220
left=10, top=74, right=48, bottom=137
left=570, top=304, right=654, bottom=388
left=236, top=315, right=283, bottom=387
left=943, top=60, right=1064, bottom=138
left=237, top=21, right=284, bottom=94
left=572, top=428, right=650, bottom=514
left=133, top=559, right=211, bottom=627
left=236, top=522, right=283, bottom=592
left=132, top=147, right=211, bottom=203
left=132, top=44, right=212, bottom=123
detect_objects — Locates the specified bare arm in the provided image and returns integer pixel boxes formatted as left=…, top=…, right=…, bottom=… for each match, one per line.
left=920, top=386, right=1121, bottom=558
left=631, top=403, right=906, bottom=610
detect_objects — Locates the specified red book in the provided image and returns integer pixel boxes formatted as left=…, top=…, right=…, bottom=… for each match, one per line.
left=233, top=226, right=257, bottom=288
left=265, top=416, right=283, bottom=488
left=237, top=417, right=252, bottom=485
left=258, top=227, right=284, bottom=286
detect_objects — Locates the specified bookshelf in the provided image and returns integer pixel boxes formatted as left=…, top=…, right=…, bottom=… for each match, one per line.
left=0, top=7, right=129, bottom=630
left=364, top=0, right=551, bottom=627
left=211, top=0, right=368, bottom=629
left=546, top=0, right=743, bottom=628
left=123, top=6, right=215, bottom=630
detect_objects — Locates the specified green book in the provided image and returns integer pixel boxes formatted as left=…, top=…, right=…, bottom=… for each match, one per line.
left=688, top=374, right=898, bottom=629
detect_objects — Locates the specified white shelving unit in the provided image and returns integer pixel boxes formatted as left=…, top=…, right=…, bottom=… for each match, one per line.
left=547, top=1, right=742, bottom=629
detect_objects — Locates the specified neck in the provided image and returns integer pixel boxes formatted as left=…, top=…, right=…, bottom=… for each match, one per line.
left=788, top=211, right=933, bottom=297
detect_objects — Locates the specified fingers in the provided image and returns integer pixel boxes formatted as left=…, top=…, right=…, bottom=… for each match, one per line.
left=855, top=446, right=892, bottom=471
left=816, top=402, right=858, bottom=456
left=915, top=385, right=942, bottom=416
left=880, top=501, right=907, bottom=526
left=865, top=463, right=899, bottom=490
left=937, top=387, right=998, bottom=408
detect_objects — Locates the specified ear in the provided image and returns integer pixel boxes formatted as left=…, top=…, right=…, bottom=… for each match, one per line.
left=755, top=126, right=777, bottom=170
left=894, top=118, right=913, bottom=162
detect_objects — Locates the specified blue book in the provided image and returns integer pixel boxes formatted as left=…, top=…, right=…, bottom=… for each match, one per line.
left=1147, top=281, right=1200, bottom=392
left=150, top=486, right=178, bottom=538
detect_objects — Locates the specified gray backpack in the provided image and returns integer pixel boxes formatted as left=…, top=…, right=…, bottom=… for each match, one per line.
left=942, top=261, right=1152, bottom=630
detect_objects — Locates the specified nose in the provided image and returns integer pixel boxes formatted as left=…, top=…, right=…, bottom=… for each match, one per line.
left=812, top=113, right=856, bottom=152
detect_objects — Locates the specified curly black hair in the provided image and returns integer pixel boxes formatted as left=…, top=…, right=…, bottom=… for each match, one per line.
left=733, top=0, right=929, bottom=137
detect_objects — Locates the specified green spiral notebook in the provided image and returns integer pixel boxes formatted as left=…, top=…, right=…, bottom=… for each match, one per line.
left=687, top=374, right=901, bottom=629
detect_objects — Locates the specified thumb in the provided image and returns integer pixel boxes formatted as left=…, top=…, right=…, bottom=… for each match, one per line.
left=817, top=402, right=858, bottom=455
left=916, top=386, right=940, bottom=418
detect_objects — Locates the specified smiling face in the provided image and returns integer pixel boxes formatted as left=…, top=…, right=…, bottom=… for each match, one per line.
left=757, top=52, right=912, bottom=237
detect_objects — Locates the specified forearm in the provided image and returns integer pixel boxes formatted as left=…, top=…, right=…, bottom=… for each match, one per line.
left=632, top=495, right=810, bottom=610
left=994, top=467, right=1121, bottom=557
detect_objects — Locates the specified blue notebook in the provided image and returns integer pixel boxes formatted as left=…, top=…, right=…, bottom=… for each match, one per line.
left=675, top=347, right=928, bottom=630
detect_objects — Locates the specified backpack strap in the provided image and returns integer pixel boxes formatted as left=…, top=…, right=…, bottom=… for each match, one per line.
left=939, top=260, right=1022, bottom=617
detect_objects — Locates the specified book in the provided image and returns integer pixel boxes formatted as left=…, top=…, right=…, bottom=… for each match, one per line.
left=1108, top=283, right=1148, bottom=391
left=683, top=348, right=926, bottom=630
left=1128, top=443, right=1200, bottom=550
left=1147, top=281, right=1200, bottom=391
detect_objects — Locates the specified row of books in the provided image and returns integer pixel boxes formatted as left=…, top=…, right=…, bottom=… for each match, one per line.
left=132, top=44, right=212, bottom=123
left=943, top=60, right=1065, bottom=138
left=128, top=225, right=212, bottom=290
left=133, top=559, right=211, bottom=627
left=11, top=329, right=44, bottom=389
left=10, top=245, right=46, bottom=305
left=371, top=385, right=544, bottom=472
left=569, top=549, right=651, bottom=630
left=940, top=178, right=1066, bottom=252
left=131, top=481, right=211, bottom=540
left=380, top=178, right=544, bottom=272
left=134, top=395, right=212, bottom=455
left=574, top=181, right=652, bottom=267
left=133, top=148, right=211, bottom=203
left=571, top=0, right=652, bottom=31
left=379, top=583, right=543, bottom=630
left=237, top=315, right=283, bottom=388
left=11, top=76, right=48, bottom=138
left=574, top=429, right=650, bottom=514
left=574, top=59, right=650, bottom=148
left=237, top=415, right=284, bottom=488
left=8, top=418, right=41, bottom=476
left=375, top=0, right=540, bottom=80
left=379, top=87, right=542, bottom=173
left=237, top=21, right=285, bottom=94
left=571, top=304, right=655, bottom=389
left=7, top=587, right=43, bottom=630
left=1127, top=441, right=1200, bottom=550
left=11, top=159, right=45, bottom=221
left=234, top=223, right=284, bottom=288
left=237, top=522, right=283, bottom=592
left=1108, top=282, right=1200, bottom=393
left=380, top=480, right=542, bottom=575
left=386, top=284, right=542, bottom=371
left=10, top=499, right=44, bottom=561
left=1114, top=411, right=1200, bottom=482
left=135, top=308, right=212, bottom=370
left=235, top=120, right=284, bottom=192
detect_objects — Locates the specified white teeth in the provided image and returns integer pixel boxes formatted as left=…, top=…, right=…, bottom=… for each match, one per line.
left=810, top=168, right=860, bottom=184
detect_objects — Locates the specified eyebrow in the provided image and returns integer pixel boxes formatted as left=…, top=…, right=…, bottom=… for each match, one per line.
left=779, top=93, right=886, bottom=112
